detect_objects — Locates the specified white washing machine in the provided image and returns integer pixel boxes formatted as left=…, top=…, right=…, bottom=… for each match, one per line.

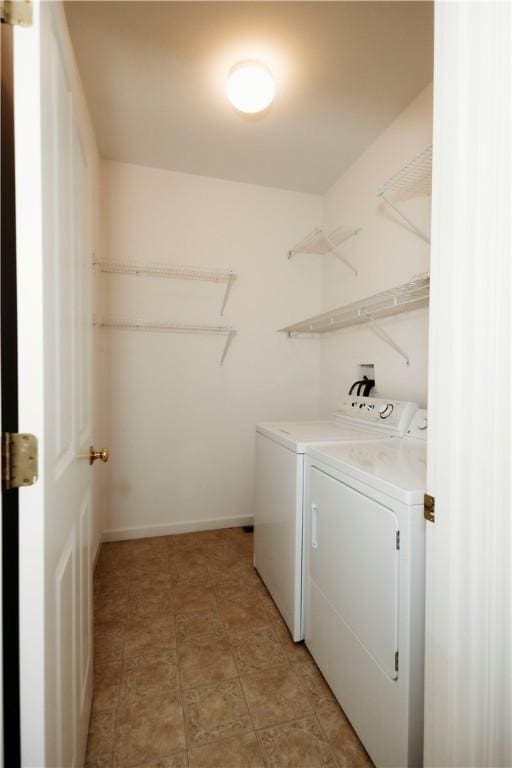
left=254, top=396, right=418, bottom=641
left=304, top=409, right=428, bottom=768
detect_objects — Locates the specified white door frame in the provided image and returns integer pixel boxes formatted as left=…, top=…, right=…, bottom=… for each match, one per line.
left=425, top=3, right=511, bottom=766
left=14, top=6, right=46, bottom=761
left=1, top=18, right=21, bottom=767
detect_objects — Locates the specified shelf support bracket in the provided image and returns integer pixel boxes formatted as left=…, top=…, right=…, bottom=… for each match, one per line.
left=360, top=309, right=410, bottom=366
left=220, top=275, right=235, bottom=316
left=379, top=192, right=431, bottom=244
left=287, top=227, right=322, bottom=259
left=220, top=330, right=236, bottom=366
left=324, top=234, right=358, bottom=276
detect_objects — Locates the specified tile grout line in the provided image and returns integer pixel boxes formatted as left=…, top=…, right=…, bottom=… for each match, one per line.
left=166, top=550, right=188, bottom=765
left=169, top=547, right=203, bottom=760
left=313, top=711, right=346, bottom=768
left=109, top=561, right=134, bottom=768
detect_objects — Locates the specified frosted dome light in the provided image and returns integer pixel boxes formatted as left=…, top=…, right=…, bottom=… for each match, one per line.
left=226, top=61, right=275, bottom=114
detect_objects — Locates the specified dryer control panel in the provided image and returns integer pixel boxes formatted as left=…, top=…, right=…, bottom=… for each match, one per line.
left=406, top=409, right=428, bottom=440
left=334, top=396, right=418, bottom=437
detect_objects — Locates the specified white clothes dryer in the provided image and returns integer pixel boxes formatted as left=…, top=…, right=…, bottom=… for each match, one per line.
left=304, top=409, right=428, bottom=768
left=254, top=396, right=418, bottom=641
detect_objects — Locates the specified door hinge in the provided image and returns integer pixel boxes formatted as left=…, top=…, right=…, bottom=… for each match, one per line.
left=396, top=531, right=400, bottom=550
left=395, top=651, right=399, bottom=673
left=2, top=432, right=38, bottom=490
left=424, top=493, right=435, bottom=523
left=0, top=0, right=32, bottom=27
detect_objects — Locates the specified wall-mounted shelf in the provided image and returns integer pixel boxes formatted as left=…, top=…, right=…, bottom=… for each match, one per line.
left=94, top=318, right=236, bottom=365
left=377, top=146, right=432, bottom=244
left=287, top=225, right=361, bottom=276
left=279, top=274, right=430, bottom=366
left=93, top=260, right=236, bottom=316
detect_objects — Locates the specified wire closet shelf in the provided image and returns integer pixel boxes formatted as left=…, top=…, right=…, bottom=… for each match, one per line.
left=93, top=260, right=237, bottom=316
left=279, top=274, right=430, bottom=366
left=287, top=224, right=361, bottom=276
left=94, top=318, right=236, bottom=366
left=377, top=145, right=433, bottom=244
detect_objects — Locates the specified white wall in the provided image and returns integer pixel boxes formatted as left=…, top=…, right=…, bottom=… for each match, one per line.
left=319, top=84, right=433, bottom=411
left=100, top=162, right=322, bottom=539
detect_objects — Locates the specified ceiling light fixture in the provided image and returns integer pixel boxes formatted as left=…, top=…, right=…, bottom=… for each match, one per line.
left=226, top=60, right=275, bottom=114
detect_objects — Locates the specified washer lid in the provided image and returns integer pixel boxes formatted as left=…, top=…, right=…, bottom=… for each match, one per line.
left=308, top=438, right=427, bottom=505
left=256, top=420, right=388, bottom=453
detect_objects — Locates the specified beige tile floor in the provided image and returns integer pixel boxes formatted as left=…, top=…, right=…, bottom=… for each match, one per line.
left=87, top=527, right=374, bottom=768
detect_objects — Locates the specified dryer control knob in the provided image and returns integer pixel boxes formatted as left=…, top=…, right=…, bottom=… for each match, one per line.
left=379, top=403, right=394, bottom=419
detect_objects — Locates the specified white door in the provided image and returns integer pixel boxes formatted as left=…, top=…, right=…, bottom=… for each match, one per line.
left=425, top=2, right=511, bottom=767
left=14, top=4, right=97, bottom=766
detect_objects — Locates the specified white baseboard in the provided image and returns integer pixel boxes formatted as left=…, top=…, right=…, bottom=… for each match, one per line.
left=102, top=515, right=254, bottom=543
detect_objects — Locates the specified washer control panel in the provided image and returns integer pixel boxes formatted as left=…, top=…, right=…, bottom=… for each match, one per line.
left=335, top=396, right=418, bottom=436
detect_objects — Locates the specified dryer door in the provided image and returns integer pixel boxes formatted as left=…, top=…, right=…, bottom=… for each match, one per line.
left=308, top=466, right=399, bottom=679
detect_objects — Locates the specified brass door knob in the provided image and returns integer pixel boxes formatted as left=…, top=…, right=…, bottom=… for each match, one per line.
left=89, top=446, right=109, bottom=465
